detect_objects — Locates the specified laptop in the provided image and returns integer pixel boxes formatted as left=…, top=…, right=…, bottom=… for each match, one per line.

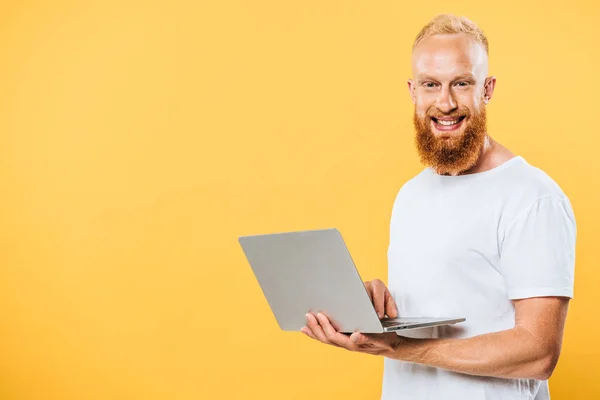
left=238, top=228, right=465, bottom=333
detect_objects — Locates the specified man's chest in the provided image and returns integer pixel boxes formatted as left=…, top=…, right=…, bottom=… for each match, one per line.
left=386, top=197, right=509, bottom=316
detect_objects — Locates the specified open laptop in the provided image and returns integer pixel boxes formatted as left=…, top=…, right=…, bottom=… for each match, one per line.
left=238, top=228, right=465, bottom=333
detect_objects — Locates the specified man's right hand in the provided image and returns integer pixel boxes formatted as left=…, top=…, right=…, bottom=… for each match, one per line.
left=364, top=279, right=398, bottom=319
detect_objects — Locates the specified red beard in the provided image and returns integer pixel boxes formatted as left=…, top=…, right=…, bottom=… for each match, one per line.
left=413, top=105, right=487, bottom=175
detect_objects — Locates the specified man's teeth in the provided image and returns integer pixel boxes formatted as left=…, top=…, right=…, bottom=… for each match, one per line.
left=437, top=119, right=459, bottom=126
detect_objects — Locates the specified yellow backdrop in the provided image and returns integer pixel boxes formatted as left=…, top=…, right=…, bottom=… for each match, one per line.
left=1, top=1, right=598, bottom=399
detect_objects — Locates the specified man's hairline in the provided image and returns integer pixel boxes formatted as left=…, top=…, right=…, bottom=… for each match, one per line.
left=411, top=32, right=489, bottom=57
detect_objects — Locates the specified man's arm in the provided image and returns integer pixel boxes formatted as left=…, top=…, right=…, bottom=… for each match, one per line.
left=393, top=297, right=569, bottom=380
left=304, top=296, right=569, bottom=380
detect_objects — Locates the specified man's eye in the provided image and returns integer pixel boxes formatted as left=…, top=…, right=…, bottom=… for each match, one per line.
left=424, top=82, right=437, bottom=88
left=455, top=81, right=469, bottom=87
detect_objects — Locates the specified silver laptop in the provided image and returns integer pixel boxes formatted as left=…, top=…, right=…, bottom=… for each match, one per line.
left=238, top=228, right=465, bottom=333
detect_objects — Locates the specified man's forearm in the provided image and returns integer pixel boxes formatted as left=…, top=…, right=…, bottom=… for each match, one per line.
left=393, top=326, right=558, bottom=380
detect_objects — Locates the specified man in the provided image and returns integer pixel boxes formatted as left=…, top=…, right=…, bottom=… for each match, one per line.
left=301, top=14, right=576, bottom=400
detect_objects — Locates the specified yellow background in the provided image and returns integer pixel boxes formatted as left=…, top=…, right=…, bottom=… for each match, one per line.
left=1, top=1, right=598, bottom=399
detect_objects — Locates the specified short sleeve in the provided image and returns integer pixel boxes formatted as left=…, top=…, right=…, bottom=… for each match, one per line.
left=500, top=196, right=576, bottom=300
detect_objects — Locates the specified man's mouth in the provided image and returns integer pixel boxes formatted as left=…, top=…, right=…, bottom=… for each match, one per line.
left=431, top=116, right=467, bottom=132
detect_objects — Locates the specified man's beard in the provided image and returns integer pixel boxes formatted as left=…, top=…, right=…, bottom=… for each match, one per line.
left=413, top=104, right=487, bottom=175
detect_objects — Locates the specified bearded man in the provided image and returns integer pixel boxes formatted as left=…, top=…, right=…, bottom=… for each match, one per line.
left=301, top=13, right=576, bottom=400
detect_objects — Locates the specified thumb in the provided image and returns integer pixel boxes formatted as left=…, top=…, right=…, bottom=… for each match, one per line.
left=385, top=290, right=399, bottom=318
left=350, top=332, right=368, bottom=345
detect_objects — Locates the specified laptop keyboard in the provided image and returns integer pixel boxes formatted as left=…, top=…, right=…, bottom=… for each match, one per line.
left=381, top=319, right=412, bottom=327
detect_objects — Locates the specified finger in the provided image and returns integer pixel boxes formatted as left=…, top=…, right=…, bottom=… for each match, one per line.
left=371, top=281, right=385, bottom=318
left=305, top=313, right=328, bottom=343
left=301, top=327, right=318, bottom=340
left=384, top=289, right=399, bottom=318
left=316, top=313, right=337, bottom=337
left=316, top=314, right=350, bottom=348
left=364, top=281, right=374, bottom=302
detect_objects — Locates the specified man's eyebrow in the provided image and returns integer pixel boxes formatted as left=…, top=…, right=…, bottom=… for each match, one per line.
left=452, top=73, right=476, bottom=82
left=416, top=75, right=439, bottom=83
left=416, top=73, right=476, bottom=83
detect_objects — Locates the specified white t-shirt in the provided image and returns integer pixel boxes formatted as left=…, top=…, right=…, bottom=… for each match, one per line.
left=382, top=156, right=576, bottom=400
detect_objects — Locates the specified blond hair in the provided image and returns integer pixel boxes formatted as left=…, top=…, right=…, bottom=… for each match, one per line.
left=412, top=14, right=489, bottom=55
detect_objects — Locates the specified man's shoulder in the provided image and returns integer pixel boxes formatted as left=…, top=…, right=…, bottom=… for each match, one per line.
left=501, top=157, right=568, bottom=201
left=389, top=157, right=571, bottom=210
left=392, top=168, right=431, bottom=198
left=493, top=158, right=575, bottom=234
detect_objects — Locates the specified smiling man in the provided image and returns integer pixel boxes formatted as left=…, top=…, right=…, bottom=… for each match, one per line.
left=301, top=14, right=576, bottom=400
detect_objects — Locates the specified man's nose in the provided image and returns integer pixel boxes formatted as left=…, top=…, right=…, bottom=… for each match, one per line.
left=436, top=86, right=457, bottom=113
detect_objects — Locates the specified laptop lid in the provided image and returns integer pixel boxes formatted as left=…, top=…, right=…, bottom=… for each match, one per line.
left=238, top=228, right=384, bottom=333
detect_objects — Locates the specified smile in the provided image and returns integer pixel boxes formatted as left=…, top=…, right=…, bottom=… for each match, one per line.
left=431, top=116, right=466, bottom=132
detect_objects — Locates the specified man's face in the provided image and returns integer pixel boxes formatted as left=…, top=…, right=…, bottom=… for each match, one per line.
left=409, top=34, right=495, bottom=175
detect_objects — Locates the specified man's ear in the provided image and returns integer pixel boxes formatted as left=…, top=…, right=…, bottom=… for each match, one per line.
left=407, top=79, right=415, bottom=104
left=483, top=76, right=497, bottom=103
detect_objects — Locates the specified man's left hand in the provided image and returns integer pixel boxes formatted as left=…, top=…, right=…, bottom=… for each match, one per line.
left=301, top=312, right=403, bottom=357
